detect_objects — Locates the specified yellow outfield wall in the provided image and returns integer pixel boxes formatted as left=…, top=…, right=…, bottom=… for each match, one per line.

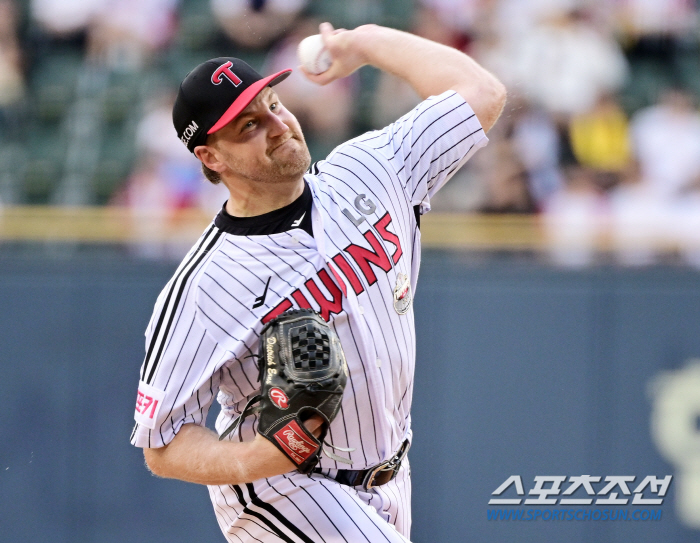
left=0, top=206, right=690, bottom=253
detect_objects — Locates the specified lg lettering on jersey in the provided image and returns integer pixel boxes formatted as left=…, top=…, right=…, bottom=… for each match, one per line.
left=262, top=211, right=403, bottom=324
left=134, top=382, right=166, bottom=429
left=211, top=61, right=242, bottom=86
left=342, top=193, right=377, bottom=226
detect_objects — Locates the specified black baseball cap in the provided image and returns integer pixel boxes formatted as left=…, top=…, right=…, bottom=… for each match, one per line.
left=173, top=57, right=292, bottom=153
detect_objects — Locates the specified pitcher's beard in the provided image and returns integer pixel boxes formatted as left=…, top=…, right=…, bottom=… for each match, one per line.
left=226, top=135, right=312, bottom=186
left=266, top=137, right=312, bottom=183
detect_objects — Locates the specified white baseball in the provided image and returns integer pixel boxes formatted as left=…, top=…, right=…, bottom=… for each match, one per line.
left=297, top=34, right=332, bottom=75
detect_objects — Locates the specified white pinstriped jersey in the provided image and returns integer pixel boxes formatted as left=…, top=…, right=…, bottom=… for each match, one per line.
left=131, top=90, right=487, bottom=539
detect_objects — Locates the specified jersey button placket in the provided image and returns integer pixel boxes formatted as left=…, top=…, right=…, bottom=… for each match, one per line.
left=309, top=183, right=392, bottom=457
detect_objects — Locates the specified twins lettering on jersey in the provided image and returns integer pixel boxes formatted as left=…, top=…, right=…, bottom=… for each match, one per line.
left=261, top=210, right=403, bottom=324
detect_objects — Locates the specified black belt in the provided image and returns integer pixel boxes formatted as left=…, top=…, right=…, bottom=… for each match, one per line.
left=315, top=439, right=410, bottom=491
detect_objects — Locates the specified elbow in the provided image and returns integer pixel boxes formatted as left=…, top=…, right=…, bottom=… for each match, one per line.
left=479, top=77, right=507, bottom=133
left=143, top=447, right=168, bottom=478
left=455, top=74, right=507, bottom=133
left=494, top=79, right=508, bottom=113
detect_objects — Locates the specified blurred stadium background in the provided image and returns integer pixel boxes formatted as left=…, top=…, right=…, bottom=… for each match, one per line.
left=1, top=0, right=700, bottom=542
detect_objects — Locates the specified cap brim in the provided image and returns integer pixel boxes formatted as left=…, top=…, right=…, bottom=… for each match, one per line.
left=207, top=69, right=292, bottom=135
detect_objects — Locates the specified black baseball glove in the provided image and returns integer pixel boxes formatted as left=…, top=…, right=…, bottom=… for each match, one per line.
left=220, top=309, right=349, bottom=474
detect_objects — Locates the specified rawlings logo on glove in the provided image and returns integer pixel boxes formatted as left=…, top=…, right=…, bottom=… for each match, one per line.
left=219, top=308, right=350, bottom=473
left=269, top=388, right=289, bottom=409
left=274, top=421, right=317, bottom=464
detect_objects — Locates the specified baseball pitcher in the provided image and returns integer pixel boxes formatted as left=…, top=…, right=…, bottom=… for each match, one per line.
left=131, top=22, right=506, bottom=542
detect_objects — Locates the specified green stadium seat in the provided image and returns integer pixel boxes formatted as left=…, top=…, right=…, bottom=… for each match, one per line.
left=307, top=0, right=414, bottom=31
left=676, top=47, right=700, bottom=96
left=91, top=125, right=136, bottom=204
left=101, top=73, right=140, bottom=124
left=21, top=124, right=67, bottom=204
left=175, top=0, right=218, bottom=53
left=620, top=59, right=672, bottom=114
left=29, top=52, right=83, bottom=124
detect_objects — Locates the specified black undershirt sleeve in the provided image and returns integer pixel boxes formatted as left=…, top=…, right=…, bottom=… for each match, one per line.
left=413, top=205, right=420, bottom=230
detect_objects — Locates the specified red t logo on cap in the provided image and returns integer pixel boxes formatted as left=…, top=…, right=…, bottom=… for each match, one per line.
left=211, top=61, right=242, bottom=87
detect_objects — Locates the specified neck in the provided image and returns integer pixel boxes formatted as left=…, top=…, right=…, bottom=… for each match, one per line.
left=224, top=176, right=305, bottom=218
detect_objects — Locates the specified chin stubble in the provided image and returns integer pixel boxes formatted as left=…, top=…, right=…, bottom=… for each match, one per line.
left=268, top=137, right=311, bottom=180
left=223, top=133, right=311, bottom=185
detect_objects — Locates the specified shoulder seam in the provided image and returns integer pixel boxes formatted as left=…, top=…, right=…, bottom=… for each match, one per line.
left=141, top=227, right=225, bottom=385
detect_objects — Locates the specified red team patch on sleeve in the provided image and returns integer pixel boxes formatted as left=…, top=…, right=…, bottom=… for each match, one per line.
left=134, top=381, right=166, bottom=430
left=273, top=420, right=318, bottom=465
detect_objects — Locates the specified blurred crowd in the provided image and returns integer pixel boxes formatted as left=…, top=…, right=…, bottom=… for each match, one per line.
left=1, top=0, right=700, bottom=264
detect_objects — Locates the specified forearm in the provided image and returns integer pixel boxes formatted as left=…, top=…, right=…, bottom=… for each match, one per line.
left=354, top=25, right=506, bottom=131
left=309, top=23, right=506, bottom=132
left=143, top=423, right=294, bottom=486
left=354, top=26, right=475, bottom=97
